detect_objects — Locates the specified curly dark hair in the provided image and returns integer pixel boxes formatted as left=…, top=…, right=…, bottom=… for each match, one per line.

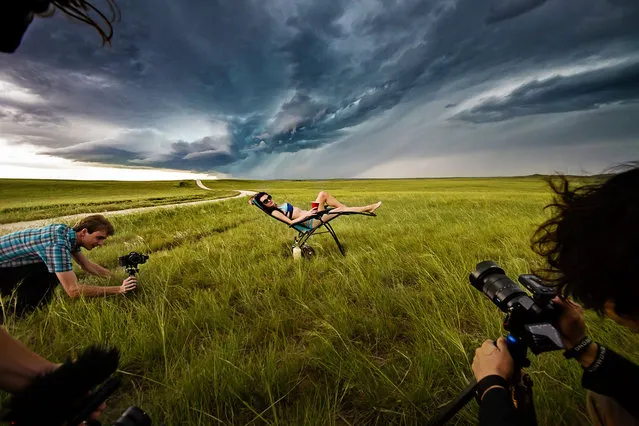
left=531, top=163, right=639, bottom=318
left=50, top=0, right=121, bottom=46
left=1, top=1, right=120, bottom=54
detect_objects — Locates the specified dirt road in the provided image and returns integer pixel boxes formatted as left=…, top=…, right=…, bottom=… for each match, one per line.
left=0, top=188, right=256, bottom=234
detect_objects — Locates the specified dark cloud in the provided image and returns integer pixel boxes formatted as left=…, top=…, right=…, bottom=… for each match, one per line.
left=0, top=102, right=67, bottom=127
left=41, top=131, right=237, bottom=171
left=1, top=0, right=639, bottom=177
left=43, top=145, right=140, bottom=163
left=486, top=0, right=548, bottom=24
left=452, top=59, right=639, bottom=123
left=162, top=136, right=236, bottom=168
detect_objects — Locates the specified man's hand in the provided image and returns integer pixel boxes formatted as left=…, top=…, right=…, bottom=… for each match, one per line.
left=119, top=276, right=137, bottom=294
left=82, top=402, right=106, bottom=424
left=472, top=337, right=514, bottom=382
left=552, top=297, right=588, bottom=349
left=552, top=296, right=599, bottom=367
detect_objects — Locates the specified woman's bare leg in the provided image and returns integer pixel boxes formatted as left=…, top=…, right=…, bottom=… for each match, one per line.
left=314, top=191, right=346, bottom=210
left=317, top=201, right=382, bottom=225
left=332, top=201, right=382, bottom=214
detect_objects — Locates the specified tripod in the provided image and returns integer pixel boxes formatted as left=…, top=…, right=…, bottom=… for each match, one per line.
left=124, top=265, right=139, bottom=276
left=426, top=334, right=537, bottom=426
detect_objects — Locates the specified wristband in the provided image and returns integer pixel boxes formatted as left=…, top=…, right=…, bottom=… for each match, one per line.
left=585, top=344, right=606, bottom=373
left=475, top=375, right=508, bottom=404
left=563, top=336, right=592, bottom=359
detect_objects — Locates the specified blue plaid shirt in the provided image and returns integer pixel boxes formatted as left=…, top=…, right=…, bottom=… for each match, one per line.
left=0, top=224, right=81, bottom=273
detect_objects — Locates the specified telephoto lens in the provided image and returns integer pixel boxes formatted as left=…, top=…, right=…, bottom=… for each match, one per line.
left=113, top=406, right=152, bottom=426
left=469, top=260, right=564, bottom=354
left=469, top=261, right=528, bottom=312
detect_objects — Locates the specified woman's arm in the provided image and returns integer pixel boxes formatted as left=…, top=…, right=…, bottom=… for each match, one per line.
left=271, top=209, right=295, bottom=225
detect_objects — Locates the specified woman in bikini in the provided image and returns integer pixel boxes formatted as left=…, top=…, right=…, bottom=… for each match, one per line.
left=249, top=191, right=382, bottom=228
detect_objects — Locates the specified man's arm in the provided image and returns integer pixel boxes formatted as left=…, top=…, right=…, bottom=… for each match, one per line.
left=577, top=344, right=639, bottom=418
left=472, top=338, right=521, bottom=426
left=479, top=386, right=519, bottom=426
left=55, top=271, right=136, bottom=297
left=553, top=298, right=639, bottom=419
left=0, top=328, right=57, bottom=393
left=72, top=251, right=113, bottom=278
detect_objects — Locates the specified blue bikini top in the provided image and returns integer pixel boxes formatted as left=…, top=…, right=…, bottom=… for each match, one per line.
left=278, top=203, right=294, bottom=219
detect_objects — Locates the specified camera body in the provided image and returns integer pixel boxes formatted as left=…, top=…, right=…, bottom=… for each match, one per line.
left=118, top=252, right=149, bottom=276
left=469, top=261, right=564, bottom=356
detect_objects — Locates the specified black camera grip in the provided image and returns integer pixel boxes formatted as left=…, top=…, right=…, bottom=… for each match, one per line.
left=68, top=376, right=122, bottom=426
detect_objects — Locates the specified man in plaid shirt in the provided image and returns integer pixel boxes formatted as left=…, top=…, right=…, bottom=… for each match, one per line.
left=0, top=214, right=137, bottom=314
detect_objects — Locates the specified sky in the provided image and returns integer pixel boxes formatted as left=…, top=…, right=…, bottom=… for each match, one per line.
left=1, top=0, right=638, bottom=180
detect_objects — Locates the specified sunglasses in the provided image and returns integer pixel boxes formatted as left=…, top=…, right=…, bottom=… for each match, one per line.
left=262, top=195, right=272, bottom=203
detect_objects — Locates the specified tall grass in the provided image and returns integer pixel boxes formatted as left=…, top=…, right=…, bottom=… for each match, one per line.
left=2, top=177, right=637, bottom=425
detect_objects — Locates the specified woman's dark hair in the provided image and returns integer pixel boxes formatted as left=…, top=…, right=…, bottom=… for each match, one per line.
left=252, top=192, right=277, bottom=214
left=531, top=163, right=639, bottom=318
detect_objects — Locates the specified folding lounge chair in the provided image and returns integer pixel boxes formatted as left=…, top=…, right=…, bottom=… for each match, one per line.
left=251, top=199, right=376, bottom=257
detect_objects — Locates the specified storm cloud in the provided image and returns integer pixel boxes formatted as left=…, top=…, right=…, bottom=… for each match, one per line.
left=452, top=57, right=639, bottom=123
left=1, top=0, right=638, bottom=178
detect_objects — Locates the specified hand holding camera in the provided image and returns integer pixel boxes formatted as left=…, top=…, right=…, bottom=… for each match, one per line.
left=472, top=337, right=514, bottom=383
left=551, top=297, right=587, bottom=349
left=119, top=276, right=137, bottom=294
left=117, top=252, right=147, bottom=294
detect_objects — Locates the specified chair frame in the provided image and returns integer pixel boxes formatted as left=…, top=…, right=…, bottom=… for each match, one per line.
left=252, top=201, right=375, bottom=256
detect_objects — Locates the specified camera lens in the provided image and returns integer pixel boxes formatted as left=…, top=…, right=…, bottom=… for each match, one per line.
left=113, top=406, right=152, bottom=426
left=469, top=261, right=527, bottom=312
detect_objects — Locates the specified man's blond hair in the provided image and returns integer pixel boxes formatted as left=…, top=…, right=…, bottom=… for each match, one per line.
left=72, top=214, right=115, bottom=236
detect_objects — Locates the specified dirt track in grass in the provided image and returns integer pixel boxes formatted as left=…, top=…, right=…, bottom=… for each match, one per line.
left=0, top=189, right=257, bottom=234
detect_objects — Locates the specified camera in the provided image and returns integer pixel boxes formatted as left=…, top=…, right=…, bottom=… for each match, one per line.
left=118, top=252, right=149, bottom=276
left=67, top=377, right=153, bottom=426
left=0, top=346, right=156, bottom=426
left=469, top=261, right=564, bottom=355
left=112, top=406, right=152, bottom=426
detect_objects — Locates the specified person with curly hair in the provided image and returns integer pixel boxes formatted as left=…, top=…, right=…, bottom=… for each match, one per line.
left=1, top=0, right=120, bottom=53
left=472, top=164, right=639, bottom=426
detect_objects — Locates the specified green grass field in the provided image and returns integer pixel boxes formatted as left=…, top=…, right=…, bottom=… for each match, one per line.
left=2, top=177, right=638, bottom=425
left=0, top=179, right=239, bottom=224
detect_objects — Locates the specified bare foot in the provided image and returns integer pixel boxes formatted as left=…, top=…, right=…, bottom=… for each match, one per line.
left=369, top=201, right=382, bottom=213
